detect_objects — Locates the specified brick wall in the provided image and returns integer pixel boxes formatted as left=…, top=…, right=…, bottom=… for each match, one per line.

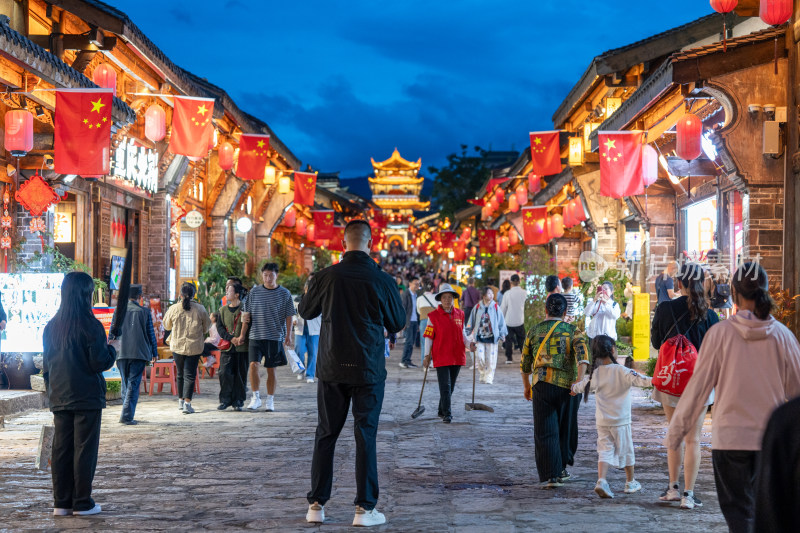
left=14, top=208, right=54, bottom=270
left=208, top=217, right=227, bottom=252
left=745, top=186, right=784, bottom=287
left=555, top=239, right=582, bottom=276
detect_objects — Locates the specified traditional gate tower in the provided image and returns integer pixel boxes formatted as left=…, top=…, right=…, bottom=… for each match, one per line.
left=368, top=148, right=430, bottom=250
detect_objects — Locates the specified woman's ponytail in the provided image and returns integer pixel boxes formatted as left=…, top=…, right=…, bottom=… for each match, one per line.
left=732, top=262, right=773, bottom=320
left=180, top=282, right=196, bottom=311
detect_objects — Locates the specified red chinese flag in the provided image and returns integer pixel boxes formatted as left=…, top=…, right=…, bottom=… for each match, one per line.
left=313, top=210, right=335, bottom=240
left=54, top=89, right=113, bottom=175
left=530, top=131, right=562, bottom=177
left=294, top=172, right=317, bottom=206
left=441, top=231, right=456, bottom=249
left=328, top=226, right=345, bottom=252
left=478, top=229, right=497, bottom=254
left=522, top=207, right=548, bottom=245
left=236, top=134, right=270, bottom=181
left=454, top=241, right=467, bottom=261
left=598, top=131, right=645, bottom=198
left=169, top=96, right=214, bottom=158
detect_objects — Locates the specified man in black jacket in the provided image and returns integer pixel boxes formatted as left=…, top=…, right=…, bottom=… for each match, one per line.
left=114, top=285, right=158, bottom=425
left=299, top=219, right=405, bottom=528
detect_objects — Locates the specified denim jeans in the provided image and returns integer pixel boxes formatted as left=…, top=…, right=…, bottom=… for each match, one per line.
left=402, top=321, right=419, bottom=364
left=419, top=319, right=428, bottom=366
left=296, top=333, right=320, bottom=379
left=117, top=359, right=146, bottom=422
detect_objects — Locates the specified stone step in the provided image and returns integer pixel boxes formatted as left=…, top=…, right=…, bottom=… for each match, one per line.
left=0, top=390, right=48, bottom=417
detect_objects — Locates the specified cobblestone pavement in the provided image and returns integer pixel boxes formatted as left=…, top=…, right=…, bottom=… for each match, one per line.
left=0, top=346, right=727, bottom=532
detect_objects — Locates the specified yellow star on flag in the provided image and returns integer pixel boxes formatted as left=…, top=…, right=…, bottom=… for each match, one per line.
left=83, top=118, right=88, bottom=124
left=197, top=104, right=208, bottom=116
left=257, top=140, right=265, bottom=148
left=525, top=211, right=532, bottom=218
left=102, top=117, right=107, bottom=122
left=604, top=139, right=616, bottom=150
left=534, top=137, right=542, bottom=145
left=90, top=98, right=105, bottom=113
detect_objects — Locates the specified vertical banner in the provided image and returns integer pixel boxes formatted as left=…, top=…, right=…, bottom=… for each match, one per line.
left=632, top=291, right=651, bottom=361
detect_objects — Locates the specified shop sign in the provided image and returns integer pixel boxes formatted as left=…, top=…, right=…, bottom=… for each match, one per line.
left=185, top=209, right=204, bottom=228
left=111, top=137, right=158, bottom=194
left=632, top=292, right=650, bottom=361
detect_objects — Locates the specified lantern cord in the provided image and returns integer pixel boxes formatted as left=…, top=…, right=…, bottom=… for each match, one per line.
left=774, top=36, right=779, bottom=75
left=723, top=17, right=727, bottom=53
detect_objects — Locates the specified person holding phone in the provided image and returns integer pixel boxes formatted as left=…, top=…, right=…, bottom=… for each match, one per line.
left=586, top=282, right=621, bottom=341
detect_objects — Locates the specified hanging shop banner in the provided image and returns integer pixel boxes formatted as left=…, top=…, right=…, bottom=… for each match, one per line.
left=108, top=137, right=159, bottom=197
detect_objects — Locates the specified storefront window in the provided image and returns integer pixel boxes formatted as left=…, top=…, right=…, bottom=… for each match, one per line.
left=234, top=228, right=247, bottom=252
left=54, top=200, right=76, bottom=259
left=180, top=230, right=198, bottom=279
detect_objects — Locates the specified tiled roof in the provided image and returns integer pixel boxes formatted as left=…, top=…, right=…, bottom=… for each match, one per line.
left=670, top=25, right=785, bottom=62
left=0, top=15, right=135, bottom=124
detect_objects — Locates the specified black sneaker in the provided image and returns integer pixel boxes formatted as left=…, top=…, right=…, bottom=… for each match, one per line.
left=559, top=469, right=576, bottom=481
left=217, top=403, right=231, bottom=411
left=541, top=478, right=564, bottom=489
left=442, top=415, right=452, bottom=423
left=407, top=362, right=419, bottom=368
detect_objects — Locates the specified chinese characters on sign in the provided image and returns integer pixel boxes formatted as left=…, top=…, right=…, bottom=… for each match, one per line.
left=111, top=137, right=158, bottom=194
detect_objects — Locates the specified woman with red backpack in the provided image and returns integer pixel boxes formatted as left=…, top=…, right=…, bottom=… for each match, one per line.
left=650, top=263, right=720, bottom=510
left=666, top=263, right=800, bottom=533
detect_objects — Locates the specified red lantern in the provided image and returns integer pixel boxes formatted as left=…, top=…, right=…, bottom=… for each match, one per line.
left=642, top=145, right=659, bottom=187
left=92, top=64, right=117, bottom=95
left=497, top=236, right=509, bottom=253
left=710, top=0, right=738, bottom=51
left=676, top=114, right=703, bottom=161
left=461, top=226, right=471, bottom=240
left=573, top=198, right=587, bottom=222
left=528, top=173, right=541, bottom=194
left=494, top=188, right=504, bottom=203
left=508, top=195, right=520, bottom=213
left=283, top=207, right=296, bottom=227
left=307, top=223, right=316, bottom=241
left=218, top=142, right=234, bottom=170
left=563, top=201, right=573, bottom=228
left=516, top=184, right=528, bottom=206
left=550, top=214, right=565, bottom=238
left=296, top=217, right=307, bottom=236
left=509, top=230, right=519, bottom=246
left=760, top=0, right=792, bottom=26
left=144, top=104, right=166, bottom=142
left=4, top=110, right=33, bottom=157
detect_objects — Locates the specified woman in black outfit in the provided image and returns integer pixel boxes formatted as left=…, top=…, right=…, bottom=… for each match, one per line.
left=43, top=272, right=117, bottom=516
left=650, top=262, right=720, bottom=509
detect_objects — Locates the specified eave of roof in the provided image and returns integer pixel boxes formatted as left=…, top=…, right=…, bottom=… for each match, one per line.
left=0, top=16, right=135, bottom=124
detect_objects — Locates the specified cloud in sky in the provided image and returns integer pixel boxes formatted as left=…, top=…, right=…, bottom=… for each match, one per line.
left=114, top=1, right=712, bottom=176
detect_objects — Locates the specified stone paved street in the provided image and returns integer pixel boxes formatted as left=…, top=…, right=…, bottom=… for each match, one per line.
left=0, top=346, right=727, bottom=532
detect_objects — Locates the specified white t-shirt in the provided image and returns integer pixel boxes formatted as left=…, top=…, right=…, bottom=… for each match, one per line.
left=500, top=285, right=527, bottom=327
left=572, top=364, right=651, bottom=426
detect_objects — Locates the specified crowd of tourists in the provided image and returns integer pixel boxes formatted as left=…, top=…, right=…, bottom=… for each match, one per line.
left=39, top=223, right=800, bottom=531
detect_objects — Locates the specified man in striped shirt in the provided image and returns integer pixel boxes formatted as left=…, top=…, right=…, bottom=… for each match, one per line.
left=240, top=262, right=296, bottom=412
left=561, top=276, right=578, bottom=322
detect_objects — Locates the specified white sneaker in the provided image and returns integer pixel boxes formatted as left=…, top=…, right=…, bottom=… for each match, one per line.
left=594, top=479, right=614, bottom=499
left=182, top=402, right=194, bottom=414
left=247, top=394, right=262, bottom=410
left=681, top=492, right=703, bottom=509
left=74, top=504, right=102, bottom=516
left=178, top=399, right=184, bottom=410
left=264, top=396, right=274, bottom=412
left=624, top=480, right=642, bottom=493
left=297, top=374, right=304, bottom=380
left=53, top=508, right=72, bottom=516
left=306, top=378, right=315, bottom=383
left=659, top=485, right=681, bottom=502
left=306, top=502, right=325, bottom=523
left=352, top=506, right=386, bottom=527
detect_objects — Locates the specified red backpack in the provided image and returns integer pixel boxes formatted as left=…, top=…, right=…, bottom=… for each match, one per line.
left=652, top=310, right=698, bottom=397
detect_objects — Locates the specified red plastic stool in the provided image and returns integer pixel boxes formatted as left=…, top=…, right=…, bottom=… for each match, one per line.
left=149, top=359, right=177, bottom=395
left=200, top=350, right=221, bottom=379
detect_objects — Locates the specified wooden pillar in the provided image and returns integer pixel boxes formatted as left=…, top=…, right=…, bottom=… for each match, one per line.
left=785, top=9, right=799, bottom=293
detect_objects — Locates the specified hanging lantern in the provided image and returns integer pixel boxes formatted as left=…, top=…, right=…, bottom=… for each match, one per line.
left=307, top=223, right=316, bottom=241
left=760, top=0, right=792, bottom=26
left=509, top=230, right=519, bottom=246
left=516, top=184, right=528, bottom=206
left=278, top=175, right=291, bottom=194
left=144, top=104, right=166, bottom=142
left=497, top=236, right=509, bottom=254
left=4, top=110, right=33, bottom=157
left=296, top=217, right=307, bottom=236
left=710, top=0, right=738, bottom=52
left=563, top=201, right=573, bottom=228
left=218, top=142, right=234, bottom=171
left=573, top=198, right=587, bottom=222
left=676, top=114, right=703, bottom=161
left=264, top=165, right=276, bottom=185
left=461, top=226, right=471, bottom=240
left=642, top=145, right=659, bottom=187
left=283, top=206, right=296, bottom=227
left=92, top=64, right=117, bottom=95
left=207, top=126, right=217, bottom=151
left=494, top=188, right=504, bottom=203
left=550, top=214, right=565, bottom=238
left=528, top=173, right=541, bottom=194
left=508, top=194, right=520, bottom=213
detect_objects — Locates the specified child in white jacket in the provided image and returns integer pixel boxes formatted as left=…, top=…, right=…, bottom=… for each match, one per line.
left=572, top=334, right=652, bottom=499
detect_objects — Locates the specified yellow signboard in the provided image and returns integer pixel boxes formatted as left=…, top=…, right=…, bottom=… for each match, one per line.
left=632, top=292, right=651, bottom=361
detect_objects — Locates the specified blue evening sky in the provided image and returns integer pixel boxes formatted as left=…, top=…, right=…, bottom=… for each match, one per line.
left=113, top=1, right=714, bottom=177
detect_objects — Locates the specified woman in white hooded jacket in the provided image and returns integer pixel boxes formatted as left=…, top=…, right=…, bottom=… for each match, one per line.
left=666, top=263, right=800, bottom=533
left=466, top=286, right=507, bottom=384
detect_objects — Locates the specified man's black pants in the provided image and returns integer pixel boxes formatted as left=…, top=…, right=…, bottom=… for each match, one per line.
left=308, top=380, right=385, bottom=510
left=531, top=381, right=572, bottom=482
left=436, top=365, right=461, bottom=417
left=219, top=349, right=248, bottom=407
left=713, top=449, right=760, bottom=533
left=505, top=325, right=526, bottom=361
left=52, top=409, right=102, bottom=511
left=564, top=392, right=582, bottom=467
